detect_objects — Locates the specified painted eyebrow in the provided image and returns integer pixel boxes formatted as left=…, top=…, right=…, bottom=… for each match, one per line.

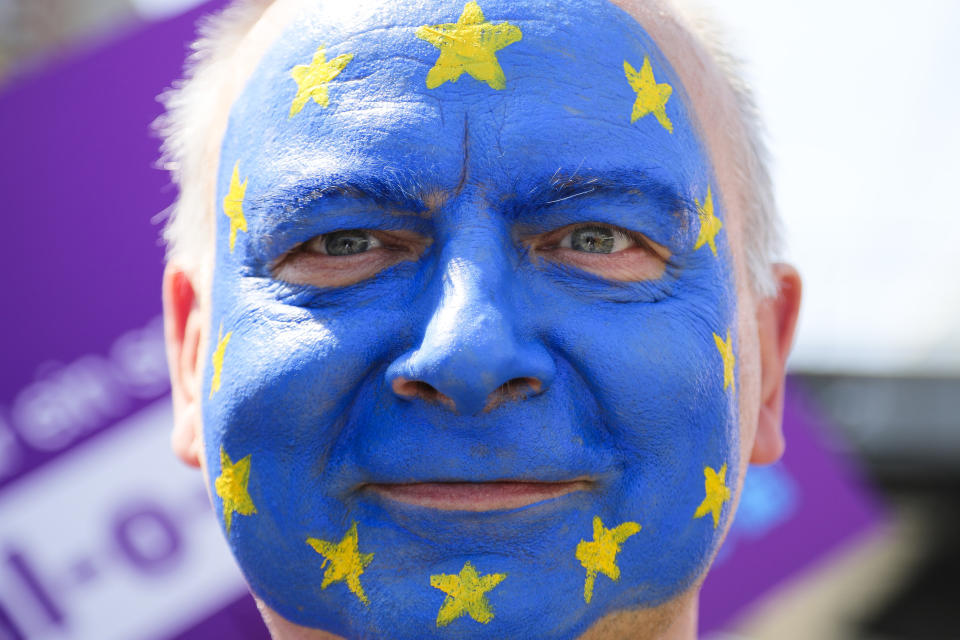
left=251, top=168, right=697, bottom=231
left=251, top=171, right=435, bottom=220
left=521, top=170, right=698, bottom=221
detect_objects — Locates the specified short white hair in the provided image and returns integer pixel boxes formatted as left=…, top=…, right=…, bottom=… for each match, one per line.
left=155, top=0, right=781, bottom=297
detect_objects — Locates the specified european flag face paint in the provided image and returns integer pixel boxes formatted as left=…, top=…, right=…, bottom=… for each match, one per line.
left=205, top=1, right=739, bottom=637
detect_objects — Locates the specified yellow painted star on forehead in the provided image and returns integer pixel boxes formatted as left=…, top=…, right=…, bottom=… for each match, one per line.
left=694, top=463, right=731, bottom=528
left=713, top=328, right=735, bottom=393
left=215, top=446, right=256, bottom=533
left=624, top=56, right=673, bottom=132
left=576, top=516, right=641, bottom=604
left=222, top=161, right=247, bottom=253
left=209, top=322, right=231, bottom=399
left=289, top=45, right=354, bottom=117
left=430, top=561, right=506, bottom=627
left=306, top=522, right=375, bottom=605
left=694, top=185, right=723, bottom=257
left=416, top=1, right=523, bottom=90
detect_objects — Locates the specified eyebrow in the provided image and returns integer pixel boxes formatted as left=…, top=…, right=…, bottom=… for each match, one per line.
left=251, top=166, right=698, bottom=229
left=535, top=169, right=694, bottom=211
left=251, top=169, right=437, bottom=221
left=518, top=169, right=699, bottom=229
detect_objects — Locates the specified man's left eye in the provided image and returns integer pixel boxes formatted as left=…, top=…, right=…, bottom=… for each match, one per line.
left=561, top=225, right=635, bottom=254
left=526, top=223, right=670, bottom=282
left=304, top=229, right=383, bottom=256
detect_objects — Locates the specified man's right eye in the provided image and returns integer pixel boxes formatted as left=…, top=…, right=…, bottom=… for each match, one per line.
left=273, top=229, right=429, bottom=288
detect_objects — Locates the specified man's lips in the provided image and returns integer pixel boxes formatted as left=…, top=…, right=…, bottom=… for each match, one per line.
left=366, top=480, right=592, bottom=511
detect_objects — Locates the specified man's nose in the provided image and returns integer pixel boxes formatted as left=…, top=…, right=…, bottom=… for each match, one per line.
left=386, top=243, right=555, bottom=416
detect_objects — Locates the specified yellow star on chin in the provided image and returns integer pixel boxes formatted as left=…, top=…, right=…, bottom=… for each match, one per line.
left=624, top=56, right=673, bottom=132
left=713, top=328, right=735, bottom=393
left=209, top=322, right=231, bottom=398
left=693, top=464, right=731, bottom=528
left=694, top=185, right=723, bottom=257
left=575, top=516, right=641, bottom=603
left=214, top=446, right=256, bottom=533
left=416, top=1, right=523, bottom=90
left=222, top=161, right=247, bottom=253
left=430, top=561, right=506, bottom=627
left=306, top=522, right=375, bottom=605
left=289, top=46, right=354, bottom=117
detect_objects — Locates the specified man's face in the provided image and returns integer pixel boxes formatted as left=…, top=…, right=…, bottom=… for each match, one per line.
left=204, top=0, right=742, bottom=637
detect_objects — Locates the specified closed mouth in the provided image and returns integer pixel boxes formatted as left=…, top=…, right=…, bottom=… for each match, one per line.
left=364, top=480, right=593, bottom=511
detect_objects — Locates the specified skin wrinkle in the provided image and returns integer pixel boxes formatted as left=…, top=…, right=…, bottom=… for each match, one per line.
left=160, top=1, right=797, bottom=639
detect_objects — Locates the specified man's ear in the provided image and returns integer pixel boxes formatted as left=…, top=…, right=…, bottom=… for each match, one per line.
left=163, top=264, right=206, bottom=468
left=750, top=264, right=802, bottom=465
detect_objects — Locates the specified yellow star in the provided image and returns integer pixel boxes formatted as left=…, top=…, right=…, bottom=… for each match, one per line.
left=693, top=463, right=731, bottom=528
left=575, top=516, right=641, bottom=604
left=289, top=46, right=353, bottom=117
left=214, top=446, right=256, bottom=533
left=694, top=185, right=723, bottom=256
left=430, top=561, right=506, bottom=627
left=306, top=522, right=375, bottom=605
left=713, top=328, right=735, bottom=393
left=623, top=56, right=673, bottom=132
left=222, top=161, right=247, bottom=253
left=209, top=322, right=231, bottom=398
left=416, top=1, right=523, bottom=90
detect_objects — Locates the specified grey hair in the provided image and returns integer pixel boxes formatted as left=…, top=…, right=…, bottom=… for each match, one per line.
left=155, top=0, right=781, bottom=297
left=667, top=0, right=782, bottom=297
left=155, top=0, right=274, bottom=277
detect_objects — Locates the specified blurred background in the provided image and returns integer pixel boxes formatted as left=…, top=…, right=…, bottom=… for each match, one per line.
left=0, top=0, right=957, bottom=638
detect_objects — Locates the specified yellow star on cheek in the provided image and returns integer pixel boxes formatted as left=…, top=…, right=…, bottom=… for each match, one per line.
left=214, top=446, right=256, bottom=533
left=209, top=322, right=231, bottom=399
left=713, top=328, right=735, bottom=393
left=289, top=46, right=354, bottom=117
left=575, top=516, right=641, bottom=603
left=306, top=522, right=375, bottom=605
left=693, top=463, right=731, bottom=528
left=222, top=161, right=247, bottom=253
left=430, top=561, right=506, bottom=627
left=623, top=56, right=673, bottom=132
left=694, top=185, right=723, bottom=257
left=416, top=1, right=523, bottom=90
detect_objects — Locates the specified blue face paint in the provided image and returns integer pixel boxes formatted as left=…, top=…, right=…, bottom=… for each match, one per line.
left=205, top=1, right=739, bottom=637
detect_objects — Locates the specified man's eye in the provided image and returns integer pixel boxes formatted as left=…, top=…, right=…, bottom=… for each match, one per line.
left=306, top=230, right=383, bottom=256
left=273, top=228, right=429, bottom=289
left=561, top=225, right=634, bottom=254
left=526, top=222, right=670, bottom=283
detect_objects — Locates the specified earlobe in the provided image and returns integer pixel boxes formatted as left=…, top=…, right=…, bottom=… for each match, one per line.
left=163, top=264, right=206, bottom=468
left=750, top=264, right=802, bottom=465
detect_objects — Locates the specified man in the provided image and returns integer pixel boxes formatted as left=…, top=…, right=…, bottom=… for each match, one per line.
left=159, top=0, right=801, bottom=637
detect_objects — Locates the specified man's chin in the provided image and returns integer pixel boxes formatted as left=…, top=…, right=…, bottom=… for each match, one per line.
left=251, top=581, right=701, bottom=640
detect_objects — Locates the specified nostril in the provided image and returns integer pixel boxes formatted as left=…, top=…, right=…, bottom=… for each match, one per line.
left=391, top=377, right=457, bottom=411
left=484, top=377, right=543, bottom=412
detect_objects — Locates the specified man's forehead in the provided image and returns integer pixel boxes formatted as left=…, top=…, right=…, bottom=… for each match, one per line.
left=224, top=0, right=712, bottom=203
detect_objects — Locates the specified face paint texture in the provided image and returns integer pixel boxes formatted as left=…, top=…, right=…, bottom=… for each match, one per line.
left=431, top=561, right=506, bottom=626
left=206, top=1, right=739, bottom=637
left=305, top=521, right=374, bottom=605
left=693, top=464, right=731, bottom=529
left=416, top=1, right=523, bottom=90
left=222, top=164, right=248, bottom=252
left=624, top=56, right=673, bottom=132
left=289, top=46, right=354, bottom=116
left=215, top=446, right=256, bottom=532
